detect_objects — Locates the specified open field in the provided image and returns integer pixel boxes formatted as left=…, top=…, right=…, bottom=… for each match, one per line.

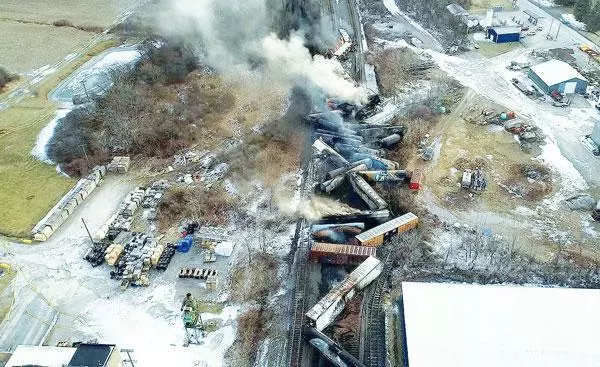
left=0, top=40, right=118, bottom=237
left=469, top=0, right=513, bottom=13
left=425, top=90, right=538, bottom=214
left=476, top=41, right=522, bottom=58
left=0, top=0, right=138, bottom=28
left=0, top=20, right=96, bottom=73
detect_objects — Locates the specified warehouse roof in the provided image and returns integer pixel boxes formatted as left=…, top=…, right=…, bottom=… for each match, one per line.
left=402, top=282, right=600, bottom=367
left=5, top=346, right=76, bottom=367
left=530, top=59, right=587, bottom=86
left=489, top=26, right=521, bottom=35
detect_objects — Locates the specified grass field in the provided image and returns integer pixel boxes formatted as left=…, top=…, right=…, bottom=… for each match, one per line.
left=0, top=20, right=95, bottom=73
left=476, top=41, right=522, bottom=58
left=0, top=39, right=117, bottom=237
left=0, top=0, right=139, bottom=28
left=469, top=0, right=514, bottom=13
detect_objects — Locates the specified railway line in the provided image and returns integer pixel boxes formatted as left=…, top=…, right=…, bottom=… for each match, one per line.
left=360, top=247, right=393, bottom=366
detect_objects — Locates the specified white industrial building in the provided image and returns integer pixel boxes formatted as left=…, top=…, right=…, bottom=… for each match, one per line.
left=401, top=282, right=600, bottom=367
left=528, top=59, right=588, bottom=94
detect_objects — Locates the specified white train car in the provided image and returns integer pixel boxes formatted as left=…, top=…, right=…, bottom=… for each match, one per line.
left=333, top=29, right=353, bottom=58
left=306, top=256, right=382, bottom=331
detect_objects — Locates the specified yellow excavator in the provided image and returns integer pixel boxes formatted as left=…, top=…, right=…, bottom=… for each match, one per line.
left=181, top=293, right=204, bottom=346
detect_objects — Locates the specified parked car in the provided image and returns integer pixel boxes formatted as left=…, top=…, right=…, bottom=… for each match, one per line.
left=595, top=103, right=600, bottom=111
left=527, top=30, right=536, bottom=36
left=537, top=26, right=543, bottom=31
left=522, top=26, right=530, bottom=31
left=553, top=101, right=570, bottom=108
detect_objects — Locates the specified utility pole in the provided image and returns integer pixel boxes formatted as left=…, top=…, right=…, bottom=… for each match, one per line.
left=555, top=22, right=561, bottom=40
left=81, top=218, right=94, bottom=245
left=121, top=349, right=136, bottom=367
left=80, top=144, right=90, bottom=170
left=80, top=80, right=90, bottom=102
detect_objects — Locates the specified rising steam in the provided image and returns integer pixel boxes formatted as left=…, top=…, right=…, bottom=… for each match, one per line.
left=274, top=189, right=360, bottom=220
left=157, top=0, right=367, bottom=104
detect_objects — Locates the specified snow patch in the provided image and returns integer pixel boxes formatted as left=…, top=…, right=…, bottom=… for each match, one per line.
left=31, top=109, right=71, bottom=163
left=561, top=13, right=587, bottom=31
left=382, top=0, right=401, bottom=17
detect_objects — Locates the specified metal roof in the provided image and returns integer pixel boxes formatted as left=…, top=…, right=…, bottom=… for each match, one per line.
left=530, top=59, right=587, bottom=86
left=489, top=26, right=521, bottom=35
left=446, top=3, right=468, bottom=16
left=523, top=9, right=543, bottom=20
left=311, top=242, right=377, bottom=256
left=306, top=256, right=381, bottom=321
left=402, top=282, right=600, bottom=367
left=355, top=212, right=417, bottom=242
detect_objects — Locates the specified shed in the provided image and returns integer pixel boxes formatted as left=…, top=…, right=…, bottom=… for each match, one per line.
left=486, top=27, right=521, bottom=43
left=68, top=343, right=122, bottom=367
left=528, top=59, right=588, bottom=94
left=401, top=282, right=600, bottom=367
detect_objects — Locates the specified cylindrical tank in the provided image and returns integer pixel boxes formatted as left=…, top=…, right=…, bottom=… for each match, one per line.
left=381, top=133, right=402, bottom=147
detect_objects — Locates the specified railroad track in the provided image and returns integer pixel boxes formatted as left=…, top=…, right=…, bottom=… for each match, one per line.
left=287, top=128, right=315, bottom=367
left=346, top=0, right=365, bottom=84
left=323, top=0, right=336, bottom=33
left=360, top=248, right=394, bottom=367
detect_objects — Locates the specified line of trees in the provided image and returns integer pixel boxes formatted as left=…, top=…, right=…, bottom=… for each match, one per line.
left=0, top=67, right=16, bottom=89
left=573, top=0, right=600, bottom=32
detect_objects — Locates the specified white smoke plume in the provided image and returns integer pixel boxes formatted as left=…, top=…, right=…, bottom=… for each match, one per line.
left=157, top=0, right=367, bottom=104
left=274, top=188, right=360, bottom=220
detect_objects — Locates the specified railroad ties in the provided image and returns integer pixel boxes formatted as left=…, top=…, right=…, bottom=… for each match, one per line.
left=362, top=248, right=394, bottom=367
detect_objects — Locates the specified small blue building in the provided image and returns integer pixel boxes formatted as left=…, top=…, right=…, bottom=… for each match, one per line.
left=528, top=59, right=588, bottom=94
left=487, top=27, right=521, bottom=43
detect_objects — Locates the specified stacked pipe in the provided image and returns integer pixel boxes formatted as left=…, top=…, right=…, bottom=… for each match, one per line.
left=31, top=165, right=106, bottom=241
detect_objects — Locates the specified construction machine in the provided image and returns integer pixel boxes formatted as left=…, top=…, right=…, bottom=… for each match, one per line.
left=181, top=294, right=205, bottom=346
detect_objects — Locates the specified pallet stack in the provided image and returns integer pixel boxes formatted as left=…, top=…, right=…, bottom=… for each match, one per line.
left=107, top=156, right=131, bottom=173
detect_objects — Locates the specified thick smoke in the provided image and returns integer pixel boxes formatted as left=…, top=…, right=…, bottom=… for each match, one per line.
left=157, top=0, right=367, bottom=104
left=274, top=189, right=360, bottom=220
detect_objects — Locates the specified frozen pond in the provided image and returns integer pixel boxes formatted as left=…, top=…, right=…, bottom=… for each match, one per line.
left=32, top=45, right=141, bottom=164
left=49, top=45, right=141, bottom=103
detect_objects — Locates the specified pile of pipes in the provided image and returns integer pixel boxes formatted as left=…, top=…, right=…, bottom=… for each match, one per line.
left=32, top=165, right=106, bottom=241
left=107, top=156, right=131, bottom=173
left=109, top=232, right=163, bottom=289
left=140, top=181, right=168, bottom=208
left=156, top=244, right=177, bottom=270
left=94, top=187, right=145, bottom=242
left=84, top=242, right=110, bottom=267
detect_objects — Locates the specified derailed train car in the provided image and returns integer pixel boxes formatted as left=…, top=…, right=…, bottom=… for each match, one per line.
left=309, top=242, right=376, bottom=265
left=354, top=212, right=418, bottom=247
left=306, top=256, right=382, bottom=331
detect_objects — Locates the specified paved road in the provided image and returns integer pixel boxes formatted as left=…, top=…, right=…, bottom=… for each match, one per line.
left=0, top=176, right=135, bottom=351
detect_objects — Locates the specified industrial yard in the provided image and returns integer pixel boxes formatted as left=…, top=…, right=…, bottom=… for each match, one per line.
left=1, top=0, right=600, bottom=366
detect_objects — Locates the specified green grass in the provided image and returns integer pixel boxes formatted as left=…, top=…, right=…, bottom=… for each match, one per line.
left=469, top=0, right=514, bottom=13
left=196, top=302, right=225, bottom=314
left=0, top=20, right=96, bottom=73
left=476, top=41, right=522, bottom=58
left=0, top=0, right=139, bottom=29
left=0, top=39, right=117, bottom=237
